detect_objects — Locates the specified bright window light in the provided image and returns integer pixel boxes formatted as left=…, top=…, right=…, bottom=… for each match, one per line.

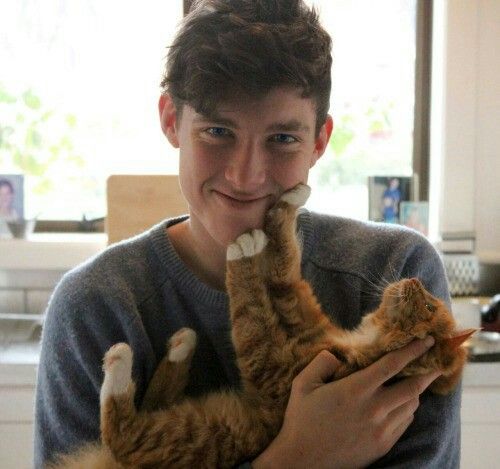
left=1, top=1, right=416, bottom=222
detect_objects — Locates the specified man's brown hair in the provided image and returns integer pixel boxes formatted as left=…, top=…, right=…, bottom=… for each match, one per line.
left=161, top=0, right=332, bottom=134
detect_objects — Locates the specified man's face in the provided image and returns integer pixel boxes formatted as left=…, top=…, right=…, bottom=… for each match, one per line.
left=0, top=185, right=14, bottom=209
left=161, top=87, right=332, bottom=247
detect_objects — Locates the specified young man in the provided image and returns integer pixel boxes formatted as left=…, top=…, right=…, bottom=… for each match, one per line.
left=34, top=1, right=460, bottom=467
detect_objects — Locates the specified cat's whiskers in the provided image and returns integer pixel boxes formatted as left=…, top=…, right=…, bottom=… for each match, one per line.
left=355, top=273, right=389, bottom=299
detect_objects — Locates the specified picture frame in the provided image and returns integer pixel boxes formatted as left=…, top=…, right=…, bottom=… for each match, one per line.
left=368, top=175, right=416, bottom=223
left=0, top=174, right=24, bottom=237
left=399, top=201, right=429, bottom=237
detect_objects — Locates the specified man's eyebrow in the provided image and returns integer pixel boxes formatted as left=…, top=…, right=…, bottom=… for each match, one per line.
left=192, top=115, right=310, bottom=133
left=266, top=120, right=310, bottom=133
left=193, top=113, right=239, bottom=128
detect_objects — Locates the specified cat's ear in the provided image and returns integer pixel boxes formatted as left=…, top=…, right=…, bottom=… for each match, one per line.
left=310, top=115, right=334, bottom=168
left=442, top=328, right=479, bottom=350
left=159, top=94, right=180, bottom=148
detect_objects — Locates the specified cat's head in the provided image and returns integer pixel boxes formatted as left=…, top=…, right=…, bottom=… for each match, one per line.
left=380, top=277, right=472, bottom=393
left=380, top=278, right=451, bottom=329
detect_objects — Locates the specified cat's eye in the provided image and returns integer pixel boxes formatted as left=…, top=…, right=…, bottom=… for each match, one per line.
left=425, top=303, right=436, bottom=312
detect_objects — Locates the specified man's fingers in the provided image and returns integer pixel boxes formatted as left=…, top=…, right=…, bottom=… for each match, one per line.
left=361, top=337, right=435, bottom=390
left=385, top=397, right=419, bottom=434
left=293, top=350, right=340, bottom=393
left=390, top=414, right=414, bottom=445
left=379, top=370, right=442, bottom=412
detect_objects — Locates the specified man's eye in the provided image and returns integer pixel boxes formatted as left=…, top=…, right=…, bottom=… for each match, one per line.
left=271, top=134, right=297, bottom=144
left=206, top=127, right=231, bottom=137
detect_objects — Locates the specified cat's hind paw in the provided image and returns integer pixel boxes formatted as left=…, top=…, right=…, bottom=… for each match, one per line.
left=100, top=343, right=133, bottom=404
left=227, top=229, right=268, bottom=260
left=168, top=327, right=197, bottom=362
left=279, top=183, right=311, bottom=207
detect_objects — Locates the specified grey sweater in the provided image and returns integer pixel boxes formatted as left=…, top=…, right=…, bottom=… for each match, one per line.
left=34, top=210, right=460, bottom=468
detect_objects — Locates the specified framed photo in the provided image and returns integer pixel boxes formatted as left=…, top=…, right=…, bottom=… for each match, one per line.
left=368, top=175, right=416, bottom=223
left=0, top=174, right=24, bottom=236
left=400, top=201, right=429, bottom=237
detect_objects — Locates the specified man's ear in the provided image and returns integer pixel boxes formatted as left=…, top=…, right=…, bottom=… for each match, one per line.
left=159, top=94, right=179, bottom=148
left=310, top=115, right=334, bottom=168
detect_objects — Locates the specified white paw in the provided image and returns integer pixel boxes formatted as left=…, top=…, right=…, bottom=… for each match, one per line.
left=280, top=184, right=311, bottom=207
left=100, top=343, right=132, bottom=405
left=226, top=229, right=268, bottom=260
left=168, top=327, right=197, bottom=363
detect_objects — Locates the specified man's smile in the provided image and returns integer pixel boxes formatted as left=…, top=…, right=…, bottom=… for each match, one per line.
left=212, top=190, right=274, bottom=210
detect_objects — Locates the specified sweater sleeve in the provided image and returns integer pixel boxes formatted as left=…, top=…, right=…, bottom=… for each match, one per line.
left=33, top=268, right=141, bottom=468
left=370, top=237, right=461, bottom=469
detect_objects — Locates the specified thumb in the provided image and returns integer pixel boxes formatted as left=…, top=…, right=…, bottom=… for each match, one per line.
left=299, top=350, right=340, bottom=390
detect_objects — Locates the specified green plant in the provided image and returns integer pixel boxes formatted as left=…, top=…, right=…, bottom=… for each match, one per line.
left=0, top=84, right=84, bottom=196
left=316, top=99, right=403, bottom=190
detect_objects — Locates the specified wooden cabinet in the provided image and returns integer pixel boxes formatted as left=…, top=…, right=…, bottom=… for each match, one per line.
left=461, top=363, right=500, bottom=468
left=0, top=364, right=37, bottom=469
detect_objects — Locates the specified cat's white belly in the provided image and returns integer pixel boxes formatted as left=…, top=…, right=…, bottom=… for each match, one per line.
left=333, top=315, right=381, bottom=350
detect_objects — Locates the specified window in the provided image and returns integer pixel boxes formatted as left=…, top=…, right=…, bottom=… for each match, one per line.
left=1, top=0, right=427, bottom=226
left=0, top=1, right=183, bottom=221
left=305, top=0, right=419, bottom=220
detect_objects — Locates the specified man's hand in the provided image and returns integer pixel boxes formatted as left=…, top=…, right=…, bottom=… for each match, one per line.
left=252, top=337, right=440, bottom=469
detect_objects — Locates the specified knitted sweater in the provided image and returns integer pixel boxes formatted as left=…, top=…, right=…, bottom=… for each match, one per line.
left=34, top=210, right=460, bottom=468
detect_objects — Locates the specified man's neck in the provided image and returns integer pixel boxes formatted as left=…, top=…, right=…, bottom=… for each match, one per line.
left=166, top=220, right=227, bottom=291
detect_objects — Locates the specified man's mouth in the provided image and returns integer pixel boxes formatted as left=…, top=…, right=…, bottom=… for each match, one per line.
left=213, top=190, right=273, bottom=209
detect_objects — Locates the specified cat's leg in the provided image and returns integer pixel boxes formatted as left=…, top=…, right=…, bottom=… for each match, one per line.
left=141, top=327, right=197, bottom=412
left=226, top=230, right=292, bottom=396
left=262, top=184, right=335, bottom=336
left=101, top=343, right=274, bottom=468
left=226, top=229, right=271, bottom=317
left=263, top=183, right=311, bottom=286
left=226, top=208, right=332, bottom=406
left=100, top=343, right=135, bottom=411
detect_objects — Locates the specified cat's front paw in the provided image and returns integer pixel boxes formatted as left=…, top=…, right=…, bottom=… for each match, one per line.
left=227, top=229, right=268, bottom=260
left=279, top=183, right=311, bottom=207
left=100, top=343, right=133, bottom=404
left=168, top=327, right=197, bottom=362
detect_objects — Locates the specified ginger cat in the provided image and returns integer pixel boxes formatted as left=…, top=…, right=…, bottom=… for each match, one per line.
left=50, top=184, right=471, bottom=469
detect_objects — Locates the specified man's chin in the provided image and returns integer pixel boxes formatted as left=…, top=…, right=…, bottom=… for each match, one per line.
left=217, top=217, right=266, bottom=247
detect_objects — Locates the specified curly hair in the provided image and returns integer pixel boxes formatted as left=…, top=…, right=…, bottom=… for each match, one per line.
left=161, top=0, right=332, bottom=135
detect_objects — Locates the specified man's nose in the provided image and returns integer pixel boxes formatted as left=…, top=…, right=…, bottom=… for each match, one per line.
left=224, top=142, right=266, bottom=190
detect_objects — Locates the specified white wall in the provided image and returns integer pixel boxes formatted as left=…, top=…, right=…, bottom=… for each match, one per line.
left=432, top=0, right=500, bottom=260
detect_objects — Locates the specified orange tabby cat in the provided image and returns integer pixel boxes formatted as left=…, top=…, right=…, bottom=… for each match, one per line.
left=50, top=184, right=470, bottom=469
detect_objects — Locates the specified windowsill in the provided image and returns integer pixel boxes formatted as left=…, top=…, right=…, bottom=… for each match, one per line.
left=0, top=233, right=107, bottom=270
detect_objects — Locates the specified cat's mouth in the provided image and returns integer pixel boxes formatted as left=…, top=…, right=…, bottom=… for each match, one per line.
left=393, top=277, right=428, bottom=311
left=400, top=277, right=424, bottom=298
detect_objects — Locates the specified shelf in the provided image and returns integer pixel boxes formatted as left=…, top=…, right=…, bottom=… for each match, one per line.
left=0, top=233, right=107, bottom=270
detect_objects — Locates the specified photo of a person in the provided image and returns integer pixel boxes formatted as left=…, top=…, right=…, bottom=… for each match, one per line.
left=0, top=178, right=20, bottom=220
left=368, top=175, right=413, bottom=223
left=381, top=178, right=401, bottom=223
left=0, top=174, right=24, bottom=219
